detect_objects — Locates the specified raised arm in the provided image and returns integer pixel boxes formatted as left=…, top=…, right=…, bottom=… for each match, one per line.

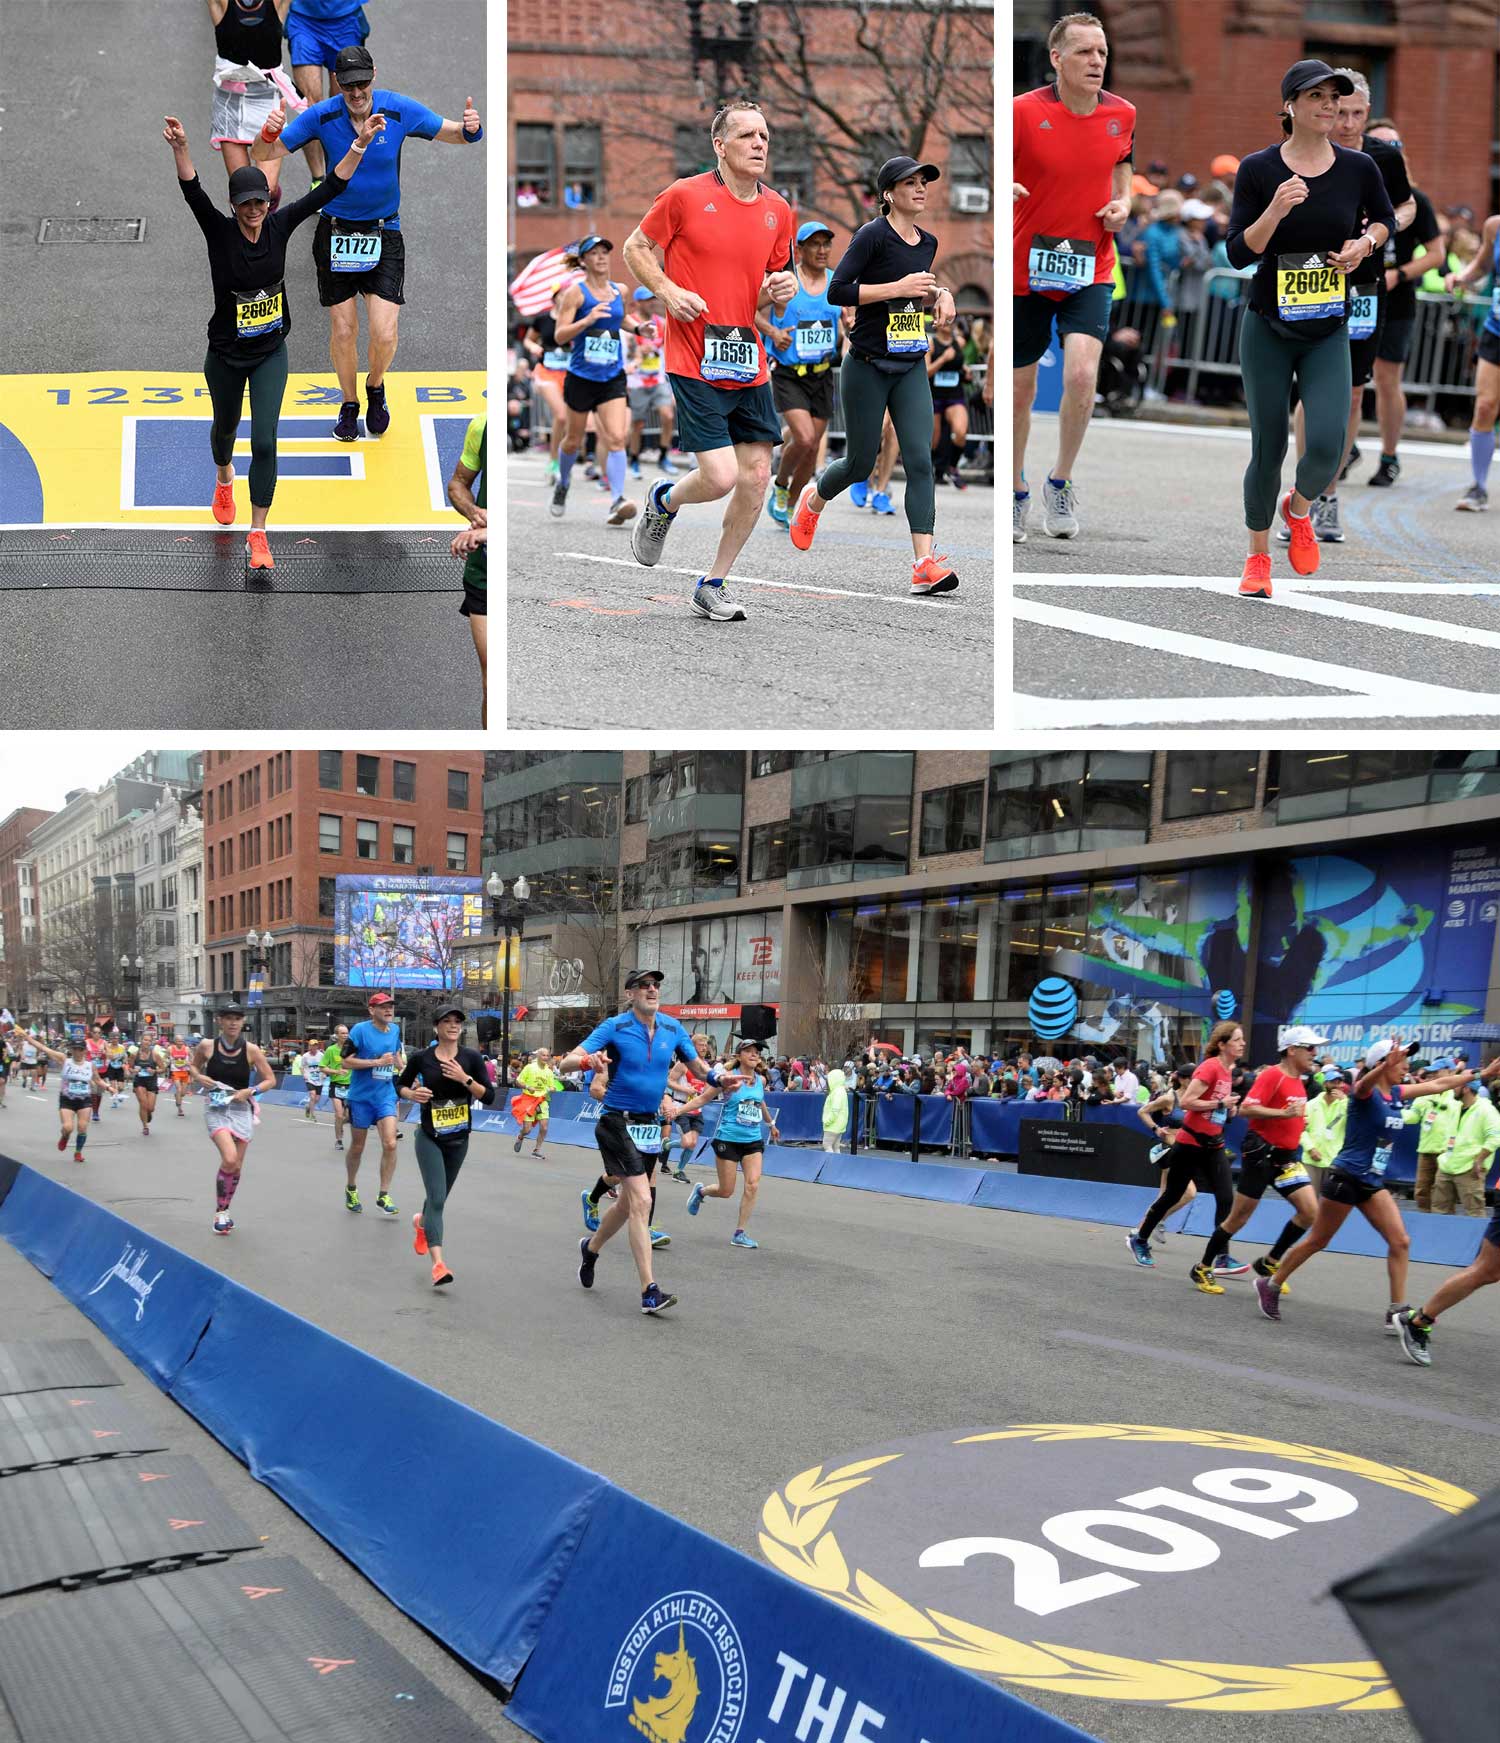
left=431, top=96, right=484, bottom=146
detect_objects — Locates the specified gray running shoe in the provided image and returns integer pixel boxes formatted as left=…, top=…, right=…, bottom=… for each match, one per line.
left=1455, top=484, right=1489, bottom=512
left=549, top=481, right=568, bottom=519
left=1041, top=476, right=1079, bottom=538
left=631, top=480, right=676, bottom=566
left=606, top=495, right=638, bottom=527
left=1311, top=494, right=1345, bottom=542
left=1274, top=519, right=1291, bottom=543
left=690, top=579, right=747, bottom=622
left=1013, top=493, right=1029, bottom=543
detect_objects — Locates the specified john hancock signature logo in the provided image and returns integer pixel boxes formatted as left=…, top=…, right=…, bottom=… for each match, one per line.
left=85, top=1242, right=165, bottom=1323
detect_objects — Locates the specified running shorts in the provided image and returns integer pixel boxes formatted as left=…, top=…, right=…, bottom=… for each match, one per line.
left=1349, top=295, right=1386, bottom=388
left=1172, top=1130, right=1229, bottom=1180
left=668, top=372, right=781, bottom=452
left=0, top=1061, right=8, bottom=1079
left=172, top=1070, right=191, bottom=1084
left=771, top=365, right=835, bottom=421
left=930, top=386, right=968, bottom=413
left=1480, top=330, right=1500, bottom=368
left=211, top=63, right=288, bottom=151
left=59, top=1096, right=91, bottom=1113
left=533, top=364, right=567, bottom=390
left=105, top=1067, right=126, bottom=1083
left=628, top=382, right=674, bottom=418
left=563, top=370, right=627, bottom=414
left=205, top=1098, right=256, bottom=1143
left=1014, top=284, right=1113, bottom=369
left=1319, top=1166, right=1387, bottom=1207
left=595, top=1107, right=664, bottom=1179
left=286, top=6, right=369, bottom=71
left=331, top=1081, right=350, bottom=1102
left=347, top=1084, right=399, bottom=1128
left=460, top=578, right=486, bottom=618
left=711, top=1137, right=764, bottom=1164
left=133, top=1075, right=160, bottom=1095
left=673, top=1114, right=703, bottom=1137
left=1235, top=1135, right=1312, bottom=1201
left=313, top=216, right=405, bottom=308
left=1483, top=1205, right=1500, bottom=1249
left=1376, top=315, right=1415, bottom=366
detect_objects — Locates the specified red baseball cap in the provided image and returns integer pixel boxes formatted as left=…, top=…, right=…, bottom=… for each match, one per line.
left=367, top=992, right=394, bottom=1007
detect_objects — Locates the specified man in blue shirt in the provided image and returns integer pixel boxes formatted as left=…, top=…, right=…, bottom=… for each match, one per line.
left=340, top=989, right=403, bottom=1216
left=286, top=0, right=373, bottom=182
left=254, top=43, right=483, bottom=440
left=556, top=968, right=741, bottom=1315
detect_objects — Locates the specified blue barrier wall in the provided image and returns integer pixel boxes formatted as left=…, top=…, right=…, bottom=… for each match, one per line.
left=873, top=1093, right=955, bottom=1147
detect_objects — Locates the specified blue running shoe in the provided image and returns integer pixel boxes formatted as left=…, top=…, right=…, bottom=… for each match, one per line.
left=731, top=1230, right=758, bottom=1249
left=628, top=456, right=641, bottom=478
left=1126, top=1230, right=1155, bottom=1267
left=650, top=1226, right=671, bottom=1249
left=686, top=1182, right=705, bottom=1216
left=332, top=401, right=362, bottom=443
left=871, top=490, right=895, bottom=515
left=641, top=1283, right=678, bottom=1315
left=658, top=453, right=679, bottom=475
left=1210, top=1253, right=1251, bottom=1278
left=581, top=1189, right=600, bottom=1233
left=850, top=480, right=869, bottom=509
left=768, top=483, right=790, bottom=525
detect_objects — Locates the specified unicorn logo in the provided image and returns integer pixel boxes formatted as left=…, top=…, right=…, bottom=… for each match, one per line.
left=630, top=1625, right=699, bottom=1743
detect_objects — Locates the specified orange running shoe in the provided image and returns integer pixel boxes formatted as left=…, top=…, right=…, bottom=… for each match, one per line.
left=1238, top=552, right=1273, bottom=598
left=788, top=482, right=821, bottom=551
left=412, top=1213, right=428, bottom=1256
left=432, top=1259, right=453, bottom=1287
left=1279, top=492, right=1319, bottom=576
left=246, top=530, right=274, bottom=570
left=212, top=480, right=236, bottom=525
left=911, top=554, right=958, bottom=597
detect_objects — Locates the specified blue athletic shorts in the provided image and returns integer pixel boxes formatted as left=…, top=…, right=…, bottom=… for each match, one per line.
left=287, top=6, right=369, bottom=72
left=346, top=1082, right=398, bottom=1129
left=1484, top=1205, right=1500, bottom=1249
left=1014, top=284, right=1114, bottom=369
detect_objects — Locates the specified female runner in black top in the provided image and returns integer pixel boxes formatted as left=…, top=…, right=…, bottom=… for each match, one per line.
left=397, top=1006, right=496, bottom=1286
left=163, top=105, right=382, bottom=569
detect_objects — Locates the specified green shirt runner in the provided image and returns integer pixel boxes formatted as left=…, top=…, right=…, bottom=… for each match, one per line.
left=460, top=414, right=486, bottom=593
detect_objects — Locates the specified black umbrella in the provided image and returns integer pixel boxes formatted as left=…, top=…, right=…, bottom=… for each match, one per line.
left=1333, top=1483, right=1500, bottom=1741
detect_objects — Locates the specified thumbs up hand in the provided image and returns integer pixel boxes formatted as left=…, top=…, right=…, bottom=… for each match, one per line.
left=462, top=94, right=481, bottom=135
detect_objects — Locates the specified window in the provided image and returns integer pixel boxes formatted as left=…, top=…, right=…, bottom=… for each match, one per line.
left=355, top=755, right=379, bottom=797
left=1164, top=752, right=1260, bottom=820
left=986, top=752, right=1150, bottom=859
left=625, top=777, right=646, bottom=823
left=948, top=135, right=991, bottom=209
left=159, top=828, right=176, bottom=862
left=446, top=832, right=469, bottom=872
left=356, top=819, right=378, bottom=861
left=562, top=123, right=601, bottom=207
left=752, top=752, right=795, bottom=778
left=748, top=822, right=787, bottom=883
left=393, top=823, right=415, bottom=866
left=394, top=760, right=416, bottom=802
left=448, top=768, right=470, bottom=810
left=920, top=782, right=984, bottom=856
left=318, top=814, right=341, bottom=854
left=674, top=123, right=714, bottom=180
left=515, top=123, right=555, bottom=207
left=768, top=128, right=813, bottom=207
left=318, top=943, right=336, bottom=985
left=318, top=876, right=336, bottom=919
left=318, top=751, right=342, bottom=790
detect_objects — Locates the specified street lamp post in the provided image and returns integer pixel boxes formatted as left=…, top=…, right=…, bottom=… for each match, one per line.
left=485, top=873, right=530, bottom=1083
left=36, top=975, right=56, bottom=1041
left=684, top=0, right=759, bottom=106
left=246, top=930, right=271, bottom=1051
left=119, top=955, right=144, bottom=1034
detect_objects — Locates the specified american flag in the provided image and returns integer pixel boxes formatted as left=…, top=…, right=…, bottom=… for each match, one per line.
left=509, top=247, right=580, bottom=317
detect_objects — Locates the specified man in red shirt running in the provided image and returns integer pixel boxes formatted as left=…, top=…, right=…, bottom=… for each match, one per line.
left=1205, top=1027, right=1327, bottom=1283
left=1013, top=12, right=1134, bottom=544
left=624, top=99, right=797, bottom=622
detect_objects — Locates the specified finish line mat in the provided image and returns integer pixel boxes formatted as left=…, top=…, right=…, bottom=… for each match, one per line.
left=0, top=1454, right=260, bottom=1594
left=0, top=1389, right=166, bottom=1476
left=0, top=371, right=484, bottom=528
left=0, top=1340, right=120, bottom=1398
left=0, top=1555, right=497, bottom=1743
left=0, top=529, right=462, bottom=593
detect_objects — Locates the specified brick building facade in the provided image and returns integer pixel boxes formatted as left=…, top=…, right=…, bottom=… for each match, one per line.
left=1015, top=0, right=1499, bottom=216
left=509, top=0, right=995, bottom=315
left=0, top=807, right=53, bottom=1012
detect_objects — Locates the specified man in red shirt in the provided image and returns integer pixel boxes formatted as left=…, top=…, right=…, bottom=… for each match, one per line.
left=1013, top=12, right=1134, bottom=545
left=624, top=99, right=797, bottom=622
left=1209, top=1027, right=1327, bottom=1282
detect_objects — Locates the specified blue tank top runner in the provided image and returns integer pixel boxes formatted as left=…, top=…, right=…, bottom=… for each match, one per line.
left=569, top=282, right=626, bottom=381
left=1485, top=232, right=1500, bottom=338
left=768, top=268, right=839, bottom=368
left=717, top=1078, right=769, bottom=1145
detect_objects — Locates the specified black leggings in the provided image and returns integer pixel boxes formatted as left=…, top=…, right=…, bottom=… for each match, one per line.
left=817, top=351, right=936, bottom=536
left=204, top=341, right=289, bottom=510
left=1138, top=1138, right=1234, bottom=1253
left=414, top=1129, right=468, bottom=1248
left=1239, top=308, right=1350, bottom=531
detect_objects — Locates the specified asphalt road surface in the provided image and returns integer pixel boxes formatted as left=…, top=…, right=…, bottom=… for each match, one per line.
left=507, top=451, right=995, bottom=730
left=4, top=1088, right=1497, bottom=1743
left=1014, top=416, right=1500, bottom=731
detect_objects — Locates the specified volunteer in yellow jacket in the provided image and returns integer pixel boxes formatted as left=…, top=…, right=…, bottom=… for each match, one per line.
left=1301, top=1068, right=1348, bottom=1171
left=513, top=1047, right=564, bottom=1160
left=1402, top=1064, right=1460, bottom=1213
left=1430, top=1071, right=1499, bottom=1216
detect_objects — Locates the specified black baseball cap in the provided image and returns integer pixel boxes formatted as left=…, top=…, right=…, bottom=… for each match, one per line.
left=433, top=1004, right=466, bottom=1024
left=219, top=1003, right=245, bottom=1017
left=623, top=968, right=664, bottom=989
left=334, top=46, right=375, bottom=84
left=1281, top=59, right=1354, bottom=102
left=227, top=166, right=272, bottom=207
left=876, top=156, right=940, bottom=195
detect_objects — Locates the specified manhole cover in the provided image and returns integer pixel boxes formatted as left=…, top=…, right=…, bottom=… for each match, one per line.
left=36, top=218, right=146, bottom=244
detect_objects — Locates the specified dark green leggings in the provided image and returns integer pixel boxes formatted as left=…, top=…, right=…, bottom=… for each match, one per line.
left=1239, top=308, right=1351, bottom=532
left=414, top=1129, right=468, bottom=1248
left=816, top=351, right=936, bottom=536
left=204, top=341, right=289, bottom=510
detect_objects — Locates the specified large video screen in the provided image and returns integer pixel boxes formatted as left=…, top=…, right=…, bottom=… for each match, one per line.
left=334, top=875, right=485, bottom=989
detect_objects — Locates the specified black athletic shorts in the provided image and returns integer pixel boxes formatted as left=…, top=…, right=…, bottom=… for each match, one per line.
left=1484, top=1206, right=1500, bottom=1249
left=460, top=579, right=486, bottom=618
left=105, top=1067, right=125, bottom=1082
left=1320, top=1166, right=1387, bottom=1207
left=595, top=1107, right=666, bottom=1179
left=313, top=216, right=407, bottom=308
left=772, top=364, right=835, bottom=421
left=1348, top=294, right=1386, bottom=388
left=1171, top=1130, right=1229, bottom=1181
left=1480, top=329, right=1500, bottom=368
left=133, top=1075, right=159, bottom=1094
left=0, top=1062, right=8, bottom=1080
left=712, top=1137, right=764, bottom=1164
left=1014, top=284, right=1113, bottom=369
left=1376, top=315, right=1415, bottom=366
left=59, top=1096, right=91, bottom=1113
left=1236, top=1136, right=1312, bottom=1201
left=930, top=388, right=968, bottom=413
left=563, top=371, right=628, bottom=414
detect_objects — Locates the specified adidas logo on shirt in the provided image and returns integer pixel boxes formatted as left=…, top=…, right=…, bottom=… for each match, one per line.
left=704, top=202, right=717, bottom=213
left=1056, top=240, right=1074, bottom=252
left=727, top=328, right=743, bottom=339
left=1302, top=255, right=1323, bottom=268
left=1040, top=119, right=1052, bottom=129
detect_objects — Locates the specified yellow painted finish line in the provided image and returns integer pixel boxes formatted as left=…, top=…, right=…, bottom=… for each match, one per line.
left=0, top=371, right=485, bottom=527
